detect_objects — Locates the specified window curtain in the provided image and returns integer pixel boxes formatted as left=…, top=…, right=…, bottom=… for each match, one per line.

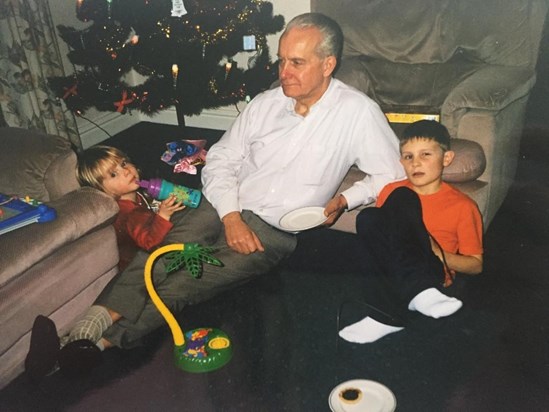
left=0, top=0, right=81, bottom=149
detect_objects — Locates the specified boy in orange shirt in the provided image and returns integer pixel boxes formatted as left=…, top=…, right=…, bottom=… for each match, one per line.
left=339, top=120, right=483, bottom=343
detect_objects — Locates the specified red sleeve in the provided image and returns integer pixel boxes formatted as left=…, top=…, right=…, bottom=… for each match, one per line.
left=117, top=201, right=173, bottom=251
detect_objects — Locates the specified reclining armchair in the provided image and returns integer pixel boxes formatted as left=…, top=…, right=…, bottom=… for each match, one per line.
left=314, top=0, right=548, bottom=231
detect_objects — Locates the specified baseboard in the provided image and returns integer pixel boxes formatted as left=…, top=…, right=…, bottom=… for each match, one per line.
left=182, top=104, right=243, bottom=130
left=79, top=105, right=243, bottom=148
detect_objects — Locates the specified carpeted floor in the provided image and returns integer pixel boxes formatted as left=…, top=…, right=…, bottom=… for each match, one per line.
left=1, top=121, right=549, bottom=411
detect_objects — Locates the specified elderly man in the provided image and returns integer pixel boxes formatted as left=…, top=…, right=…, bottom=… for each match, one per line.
left=25, top=13, right=404, bottom=378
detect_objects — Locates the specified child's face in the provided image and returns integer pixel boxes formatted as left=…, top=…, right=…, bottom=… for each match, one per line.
left=400, top=137, right=454, bottom=195
left=100, top=159, right=140, bottom=199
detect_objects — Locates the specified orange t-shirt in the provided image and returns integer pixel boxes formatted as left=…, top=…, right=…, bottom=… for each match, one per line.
left=376, top=180, right=483, bottom=256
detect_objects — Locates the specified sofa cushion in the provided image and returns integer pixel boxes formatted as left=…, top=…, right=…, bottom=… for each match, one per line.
left=443, top=139, right=487, bottom=183
left=0, top=127, right=79, bottom=202
left=0, top=187, right=119, bottom=288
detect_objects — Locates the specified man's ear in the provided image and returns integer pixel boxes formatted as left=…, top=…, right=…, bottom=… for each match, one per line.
left=443, top=150, right=455, bottom=167
left=323, top=55, right=337, bottom=77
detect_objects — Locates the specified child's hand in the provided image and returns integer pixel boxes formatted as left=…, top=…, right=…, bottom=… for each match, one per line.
left=157, top=195, right=185, bottom=221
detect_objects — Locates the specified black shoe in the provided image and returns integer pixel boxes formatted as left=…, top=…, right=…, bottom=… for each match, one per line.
left=25, top=315, right=60, bottom=382
left=58, top=339, right=102, bottom=377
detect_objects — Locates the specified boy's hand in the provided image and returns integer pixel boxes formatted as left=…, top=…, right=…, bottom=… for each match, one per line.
left=157, top=195, right=185, bottom=221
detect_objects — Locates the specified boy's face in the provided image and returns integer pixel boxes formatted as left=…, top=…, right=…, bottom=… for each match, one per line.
left=400, top=137, right=454, bottom=195
left=101, top=159, right=140, bottom=199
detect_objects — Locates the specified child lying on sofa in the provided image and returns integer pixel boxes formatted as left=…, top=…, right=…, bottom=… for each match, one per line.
left=25, top=146, right=185, bottom=379
left=339, top=120, right=483, bottom=344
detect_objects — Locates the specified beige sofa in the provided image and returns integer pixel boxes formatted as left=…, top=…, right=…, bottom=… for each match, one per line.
left=315, top=0, right=548, bottom=232
left=0, top=127, right=119, bottom=389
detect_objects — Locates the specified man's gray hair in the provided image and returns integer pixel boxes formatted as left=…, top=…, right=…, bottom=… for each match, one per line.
left=283, top=13, right=343, bottom=62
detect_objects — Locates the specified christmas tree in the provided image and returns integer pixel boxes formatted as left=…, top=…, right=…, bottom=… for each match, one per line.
left=48, top=0, right=284, bottom=120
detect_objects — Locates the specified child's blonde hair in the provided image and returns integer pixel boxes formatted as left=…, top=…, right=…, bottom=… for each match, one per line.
left=76, top=145, right=131, bottom=190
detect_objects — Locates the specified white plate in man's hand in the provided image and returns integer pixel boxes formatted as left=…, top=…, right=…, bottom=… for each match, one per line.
left=279, top=206, right=327, bottom=231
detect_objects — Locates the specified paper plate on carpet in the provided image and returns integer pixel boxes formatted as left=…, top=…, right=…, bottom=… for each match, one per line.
left=329, top=379, right=396, bottom=412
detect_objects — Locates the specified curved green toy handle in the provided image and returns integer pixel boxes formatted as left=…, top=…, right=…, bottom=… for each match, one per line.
left=144, top=243, right=186, bottom=347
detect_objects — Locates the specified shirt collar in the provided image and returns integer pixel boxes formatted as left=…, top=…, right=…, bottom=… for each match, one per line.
left=283, top=77, right=338, bottom=115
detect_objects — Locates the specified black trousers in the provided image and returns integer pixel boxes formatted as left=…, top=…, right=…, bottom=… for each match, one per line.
left=355, top=187, right=448, bottom=326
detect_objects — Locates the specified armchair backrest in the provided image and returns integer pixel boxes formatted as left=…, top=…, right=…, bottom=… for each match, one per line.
left=312, top=0, right=548, bottom=69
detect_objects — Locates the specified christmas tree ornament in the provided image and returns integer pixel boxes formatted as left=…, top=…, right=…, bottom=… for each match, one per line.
left=171, top=0, right=188, bottom=17
left=62, top=83, right=78, bottom=100
left=224, top=60, right=233, bottom=80
left=113, top=90, right=134, bottom=113
left=171, top=64, right=179, bottom=89
left=106, top=0, right=113, bottom=19
left=243, top=34, right=256, bottom=51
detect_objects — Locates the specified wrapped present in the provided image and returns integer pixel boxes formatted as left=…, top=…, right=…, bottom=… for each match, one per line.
left=161, top=139, right=207, bottom=175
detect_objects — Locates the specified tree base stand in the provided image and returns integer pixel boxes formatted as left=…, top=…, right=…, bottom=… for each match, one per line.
left=175, top=104, right=186, bottom=127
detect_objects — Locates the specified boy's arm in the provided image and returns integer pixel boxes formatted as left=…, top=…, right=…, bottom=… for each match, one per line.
left=430, top=238, right=483, bottom=275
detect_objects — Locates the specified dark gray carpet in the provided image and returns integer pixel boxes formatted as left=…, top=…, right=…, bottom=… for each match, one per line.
left=1, top=123, right=548, bottom=411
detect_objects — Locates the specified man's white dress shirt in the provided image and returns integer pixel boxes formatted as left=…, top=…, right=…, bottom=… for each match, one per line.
left=202, top=78, right=405, bottom=231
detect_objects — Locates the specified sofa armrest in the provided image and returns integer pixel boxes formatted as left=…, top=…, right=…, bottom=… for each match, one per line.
left=441, top=65, right=535, bottom=138
left=0, top=127, right=80, bottom=202
left=0, top=187, right=119, bottom=288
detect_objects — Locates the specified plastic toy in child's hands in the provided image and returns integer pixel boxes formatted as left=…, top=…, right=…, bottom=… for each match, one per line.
left=161, top=139, right=207, bottom=175
left=144, top=244, right=232, bottom=373
left=139, top=178, right=202, bottom=208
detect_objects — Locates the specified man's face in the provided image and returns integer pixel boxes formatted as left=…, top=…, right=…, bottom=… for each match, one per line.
left=277, top=27, right=336, bottom=108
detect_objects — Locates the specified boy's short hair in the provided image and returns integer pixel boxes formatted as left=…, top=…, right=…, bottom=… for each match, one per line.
left=76, top=145, right=129, bottom=190
left=400, top=120, right=451, bottom=152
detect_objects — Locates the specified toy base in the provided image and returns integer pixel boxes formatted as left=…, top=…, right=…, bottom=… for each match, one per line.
left=175, top=327, right=232, bottom=373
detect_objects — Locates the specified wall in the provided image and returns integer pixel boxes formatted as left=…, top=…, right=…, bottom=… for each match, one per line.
left=50, top=0, right=310, bottom=147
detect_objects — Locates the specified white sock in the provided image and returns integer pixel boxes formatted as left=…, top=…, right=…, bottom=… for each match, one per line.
left=408, top=288, right=462, bottom=319
left=339, top=316, right=404, bottom=344
left=68, top=305, right=113, bottom=344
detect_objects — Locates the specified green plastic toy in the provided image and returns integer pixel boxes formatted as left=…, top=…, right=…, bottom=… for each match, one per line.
left=144, top=243, right=232, bottom=373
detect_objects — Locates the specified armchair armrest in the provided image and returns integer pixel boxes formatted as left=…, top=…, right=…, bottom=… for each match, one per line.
left=0, top=187, right=119, bottom=288
left=441, top=65, right=536, bottom=137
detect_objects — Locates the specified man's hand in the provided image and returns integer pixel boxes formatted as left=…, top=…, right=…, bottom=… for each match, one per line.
left=222, top=211, right=265, bottom=254
left=323, top=194, right=348, bottom=226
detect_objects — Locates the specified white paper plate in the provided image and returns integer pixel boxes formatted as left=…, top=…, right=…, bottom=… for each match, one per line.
left=279, top=206, right=327, bottom=231
left=328, top=379, right=396, bottom=412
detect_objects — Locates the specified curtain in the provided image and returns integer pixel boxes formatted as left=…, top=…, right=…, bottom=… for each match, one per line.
left=0, top=0, right=81, bottom=149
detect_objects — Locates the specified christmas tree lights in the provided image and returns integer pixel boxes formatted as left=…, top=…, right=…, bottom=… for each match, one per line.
left=48, top=0, right=284, bottom=120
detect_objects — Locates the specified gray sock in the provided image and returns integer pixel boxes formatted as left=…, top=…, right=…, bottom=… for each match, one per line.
left=68, top=305, right=113, bottom=345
